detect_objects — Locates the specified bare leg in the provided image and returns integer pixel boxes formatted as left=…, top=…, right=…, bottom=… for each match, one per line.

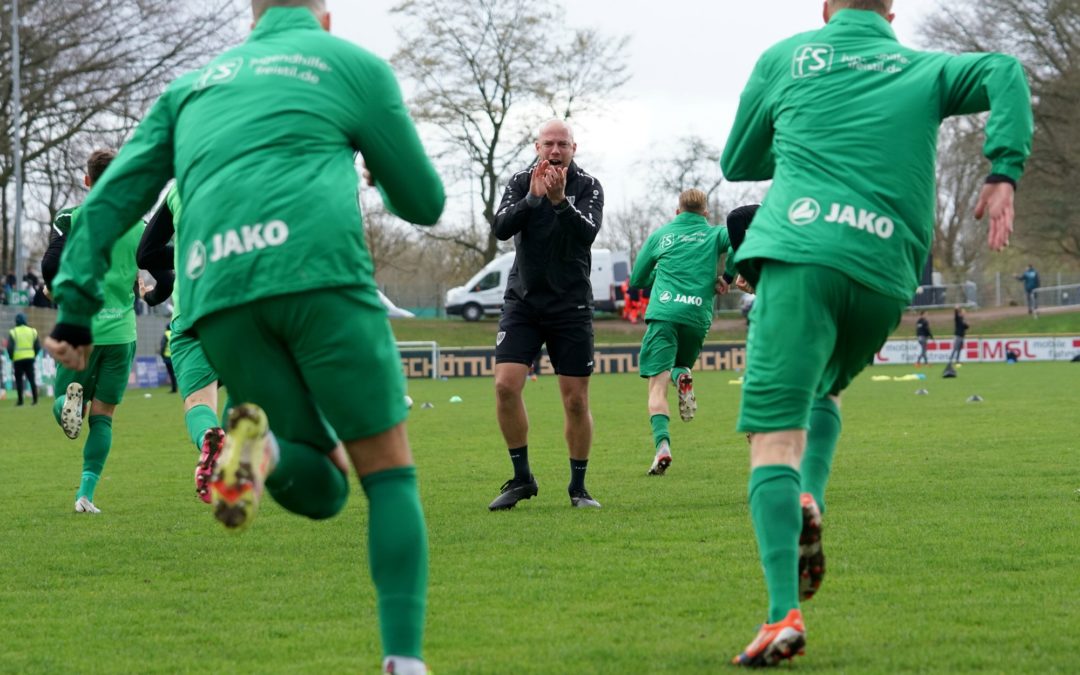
left=559, top=375, right=592, bottom=460
left=494, top=363, right=529, bottom=448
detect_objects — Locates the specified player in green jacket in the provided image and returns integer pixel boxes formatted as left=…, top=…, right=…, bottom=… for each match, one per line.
left=137, top=184, right=228, bottom=504
left=720, top=0, right=1032, bottom=666
left=46, top=2, right=445, bottom=673
left=630, top=189, right=731, bottom=476
left=41, top=149, right=145, bottom=515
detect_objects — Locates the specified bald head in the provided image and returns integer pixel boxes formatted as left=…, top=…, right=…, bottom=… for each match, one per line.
left=252, top=0, right=327, bottom=22
left=824, top=0, right=894, bottom=20
left=535, top=119, right=577, bottom=167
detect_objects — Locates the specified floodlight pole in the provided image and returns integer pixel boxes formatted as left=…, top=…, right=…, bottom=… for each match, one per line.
left=11, top=0, right=25, bottom=291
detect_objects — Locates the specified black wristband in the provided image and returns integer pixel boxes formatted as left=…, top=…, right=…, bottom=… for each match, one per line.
left=985, top=174, right=1017, bottom=189
left=50, top=322, right=92, bottom=347
left=722, top=273, right=735, bottom=284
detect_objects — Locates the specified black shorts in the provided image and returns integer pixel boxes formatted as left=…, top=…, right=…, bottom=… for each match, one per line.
left=496, top=303, right=594, bottom=376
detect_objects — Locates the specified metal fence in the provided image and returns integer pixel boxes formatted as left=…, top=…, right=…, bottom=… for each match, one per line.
left=1033, top=283, right=1080, bottom=310
left=0, top=305, right=169, bottom=359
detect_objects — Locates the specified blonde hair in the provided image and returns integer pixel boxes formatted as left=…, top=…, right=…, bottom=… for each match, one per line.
left=678, top=189, right=708, bottom=215
left=827, top=0, right=893, bottom=16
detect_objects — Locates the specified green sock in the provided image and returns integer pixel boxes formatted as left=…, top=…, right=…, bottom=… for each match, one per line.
left=185, top=404, right=220, bottom=451
left=670, top=367, right=688, bottom=385
left=52, top=395, right=65, bottom=426
left=748, top=465, right=801, bottom=623
left=264, top=438, right=349, bottom=520
left=361, top=466, right=428, bottom=660
left=650, top=414, right=670, bottom=449
left=802, top=398, right=841, bottom=515
left=77, top=415, right=113, bottom=501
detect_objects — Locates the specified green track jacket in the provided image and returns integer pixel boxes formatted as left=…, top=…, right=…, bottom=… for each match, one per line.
left=630, top=212, right=731, bottom=331
left=721, top=9, right=1033, bottom=301
left=52, top=8, right=444, bottom=331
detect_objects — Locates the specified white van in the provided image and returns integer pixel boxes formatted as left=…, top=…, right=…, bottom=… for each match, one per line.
left=445, top=248, right=630, bottom=321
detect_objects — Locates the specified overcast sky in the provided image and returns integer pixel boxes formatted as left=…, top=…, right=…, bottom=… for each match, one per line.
left=324, top=0, right=941, bottom=213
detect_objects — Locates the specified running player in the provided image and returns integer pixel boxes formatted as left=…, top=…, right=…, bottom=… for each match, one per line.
left=45, top=2, right=444, bottom=672
left=721, top=0, right=1032, bottom=665
left=40, top=149, right=163, bottom=514
left=630, top=189, right=731, bottom=476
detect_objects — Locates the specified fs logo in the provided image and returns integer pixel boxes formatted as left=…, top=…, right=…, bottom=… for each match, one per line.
left=194, top=57, right=243, bottom=91
left=792, top=44, right=833, bottom=78
left=660, top=234, right=675, bottom=250
left=788, top=198, right=821, bottom=226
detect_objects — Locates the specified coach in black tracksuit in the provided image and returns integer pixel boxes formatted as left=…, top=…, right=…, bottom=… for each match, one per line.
left=486, top=119, right=605, bottom=512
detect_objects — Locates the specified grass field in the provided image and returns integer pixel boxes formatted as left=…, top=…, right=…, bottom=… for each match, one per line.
left=2, top=362, right=1078, bottom=673
left=390, top=308, right=1080, bottom=347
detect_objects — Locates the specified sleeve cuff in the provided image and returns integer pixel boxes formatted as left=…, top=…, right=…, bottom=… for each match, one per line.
left=552, top=199, right=571, bottom=213
left=985, top=173, right=1017, bottom=189
left=525, top=193, right=542, bottom=208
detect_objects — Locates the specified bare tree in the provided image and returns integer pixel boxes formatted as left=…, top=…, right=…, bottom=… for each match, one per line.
left=933, top=116, right=987, bottom=281
left=0, top=0, right=244, bottom=272
left=922, top=0, right=1080, bottom=262
left=653, top=135, right=725, bottom=221
left=390, top=0, right=630, bottom=263
left=598, top=199, right=667, bottom=264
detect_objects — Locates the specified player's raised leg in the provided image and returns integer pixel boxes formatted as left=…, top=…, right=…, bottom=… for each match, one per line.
left=646, top=373, right=673, bottom=475
left=172, top=323, right=226, bottom=503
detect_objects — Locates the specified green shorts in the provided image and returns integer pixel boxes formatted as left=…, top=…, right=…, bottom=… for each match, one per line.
left=195, top=287, right=406, bottom=452
left=638, top=319, right=709, bottom=378
left=170, top=320, right=219, bottom=400
left=737, top=262, right=905, bottom=432
left=54, top=342, right=136, bottom=406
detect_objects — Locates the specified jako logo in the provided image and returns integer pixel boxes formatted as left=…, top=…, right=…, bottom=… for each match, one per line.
left=792, top=44, right=834, bottom=78
left=788, top=198, right=821, bottom=226
left=824, top=203, right=895, bottom=239
left=187, top=220, right=290, bottom=280
left=673, top=294, right=703, bottom=306
left=658, top=290, right=673, bottom=303
left=186, top=241, right=207, bottom=280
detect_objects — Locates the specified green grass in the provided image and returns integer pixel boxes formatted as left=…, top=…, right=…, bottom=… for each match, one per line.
left=2, top=363, right=1078, bottom=672
left=392, top=309, right=1080, bottom=347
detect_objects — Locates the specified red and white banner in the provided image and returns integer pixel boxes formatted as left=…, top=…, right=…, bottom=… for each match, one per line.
left=875, top=337, right=1080, bottom=365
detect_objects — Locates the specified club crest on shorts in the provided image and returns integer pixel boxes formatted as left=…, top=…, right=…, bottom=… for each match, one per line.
left=496, top=331, right=506, bottom=346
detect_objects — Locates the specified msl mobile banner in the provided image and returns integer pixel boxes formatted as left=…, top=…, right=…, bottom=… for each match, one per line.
left=875, top=337, right=1080, bottom=365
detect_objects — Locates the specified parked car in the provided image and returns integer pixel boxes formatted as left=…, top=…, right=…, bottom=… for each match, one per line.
left=445, top=249, right=630, bottom=321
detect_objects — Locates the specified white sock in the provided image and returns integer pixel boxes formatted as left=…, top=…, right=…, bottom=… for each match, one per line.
left=382, top=655, right=426, bottom=675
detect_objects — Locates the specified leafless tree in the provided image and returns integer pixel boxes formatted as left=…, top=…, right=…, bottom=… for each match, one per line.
left=390, top=0, right=630, bottom=263
left=933, top=116, right=987, bottom=281
left=0, top=0, right=244, bottom=272
left=922, top=0, right=1080, bottom=262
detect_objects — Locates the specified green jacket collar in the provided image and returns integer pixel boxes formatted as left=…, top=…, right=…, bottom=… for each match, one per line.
left=250, top=7, right=323, bottom=41
left=672, top=211, right=709, bottom=227
left=827, top=9, right=897, bottom=41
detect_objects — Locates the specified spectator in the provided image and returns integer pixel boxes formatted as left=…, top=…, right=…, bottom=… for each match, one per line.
left=946, top=306, right=969, bottom=366
left=915, top=310, right=933, bottom=366
left=7, top=313, right=40, bottom=406
left=1016, top=264, right=1040, bottom=316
